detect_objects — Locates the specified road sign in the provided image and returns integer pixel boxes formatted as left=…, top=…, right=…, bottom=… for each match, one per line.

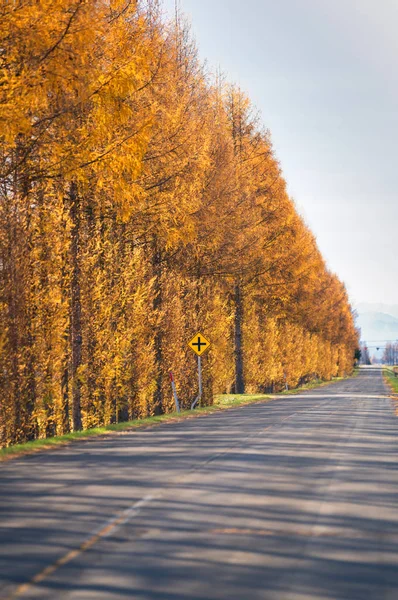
left=188, top=333, right=211, bottom=356
left=188, top=333, right=211, bottom=410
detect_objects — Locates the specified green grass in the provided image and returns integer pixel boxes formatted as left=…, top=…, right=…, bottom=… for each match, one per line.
left=279, top=375, right=347, bottom=395
left=383, top=367, right=398, bottom=418
left=0, top=397, right=271, bottom=461
left=214, top=393, right=272, bottom=407
left=0, top=370, right=356, bottom=461
left=383, top=367, right=398, bottom=394
left=352, top=365, right=361, bottom=377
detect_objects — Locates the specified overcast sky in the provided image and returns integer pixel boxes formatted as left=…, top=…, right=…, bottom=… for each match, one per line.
left=162, top=0, right=398, bottom=307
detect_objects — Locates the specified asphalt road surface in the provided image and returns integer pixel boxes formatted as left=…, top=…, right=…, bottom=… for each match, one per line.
left=1, top=366, right=397, bottom=600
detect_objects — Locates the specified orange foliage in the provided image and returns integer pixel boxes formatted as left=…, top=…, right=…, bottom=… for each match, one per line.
left=0, top=1, right=358, bottom=446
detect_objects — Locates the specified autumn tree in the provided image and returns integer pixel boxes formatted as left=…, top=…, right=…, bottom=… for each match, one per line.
left=0, top=1, right=359, bottom=447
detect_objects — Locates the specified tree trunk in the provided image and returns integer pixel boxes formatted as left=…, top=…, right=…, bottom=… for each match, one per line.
left=61, top=209, right=70, bottom=434
left=6, top=173, right=21, bottom=444
left=234, top=281, right=245, bottom=394
left=69, top=181, right=82, bottom=431
left=152, top=236, right=163, bottom=415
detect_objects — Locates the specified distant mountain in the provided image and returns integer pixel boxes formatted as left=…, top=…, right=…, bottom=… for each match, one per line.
left=356, top=311, right=398, bottom=356
left=356, top=303, right=398, bottom=320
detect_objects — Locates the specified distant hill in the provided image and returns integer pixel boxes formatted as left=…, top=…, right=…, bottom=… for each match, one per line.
left=356, top=310, right=398, bottom=358
left=356, top=303, right=398, bottom=320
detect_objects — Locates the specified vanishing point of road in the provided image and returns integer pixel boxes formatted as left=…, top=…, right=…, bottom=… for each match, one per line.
left=1, top=366, right=397, bottom=599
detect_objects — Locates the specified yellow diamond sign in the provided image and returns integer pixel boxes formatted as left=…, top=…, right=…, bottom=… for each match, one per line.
left=188, top=333, right=211, bottom=356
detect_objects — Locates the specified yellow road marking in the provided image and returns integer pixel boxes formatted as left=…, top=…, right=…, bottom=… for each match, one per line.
left=5, top=398, right=347, bottom=598
left=6, top=496, right=154, bottom=599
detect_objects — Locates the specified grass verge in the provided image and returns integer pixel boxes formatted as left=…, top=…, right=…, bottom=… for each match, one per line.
left=0, top=371, right=356, bottom=462
left=0, top=395, right=272, bottom=462
left=279, top=375, right=348, bottom=396
left=383, top=368, right=398, bottom=418
left=383, top=367, right=398, bottom=394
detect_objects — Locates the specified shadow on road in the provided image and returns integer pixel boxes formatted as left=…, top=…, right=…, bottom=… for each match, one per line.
left=1, top=367, right=397, bottom=599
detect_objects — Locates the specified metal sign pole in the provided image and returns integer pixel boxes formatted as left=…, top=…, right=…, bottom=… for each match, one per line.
left=283, top=371, right=288, bottom=391
left=188, top=333, right=210, bottom=410
left=198, top=355, right=202, bottom=406
left=169, top=371, right=180, bottom=413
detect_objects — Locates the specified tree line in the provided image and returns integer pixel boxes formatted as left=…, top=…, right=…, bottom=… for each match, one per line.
left=0, top=0, right=358, bottom=447
left=383, top=343, right=398, bottom=366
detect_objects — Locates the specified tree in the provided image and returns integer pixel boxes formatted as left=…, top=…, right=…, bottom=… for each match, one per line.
left=0, top=1, right=359, bottom=447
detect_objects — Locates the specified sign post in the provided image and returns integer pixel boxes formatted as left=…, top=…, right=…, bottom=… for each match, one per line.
left=197, top=355, right=202, bottom=400
left=169, top=371, right=180, bottom=413
left=188, top=333, right=211, bottom=409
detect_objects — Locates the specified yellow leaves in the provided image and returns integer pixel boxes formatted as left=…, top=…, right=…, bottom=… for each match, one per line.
left=1, top=0, right=156, bottom=196
left=0, top=0, right=358, bottom=447
left=0, top=327, right=7, bottom=357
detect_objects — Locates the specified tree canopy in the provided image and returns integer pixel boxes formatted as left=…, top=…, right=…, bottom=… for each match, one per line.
left=0, top=0, right=358, bottom=447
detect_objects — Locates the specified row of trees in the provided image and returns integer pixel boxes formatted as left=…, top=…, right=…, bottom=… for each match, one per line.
left=359, top=343, right=372, bottom=365
left=383, top=343, right=398, bottom=366
left=0, top=0, right=358, bottom=447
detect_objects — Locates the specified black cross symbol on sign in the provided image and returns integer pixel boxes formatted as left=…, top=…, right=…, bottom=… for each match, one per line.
left=192, top=336, right=207, bottom=352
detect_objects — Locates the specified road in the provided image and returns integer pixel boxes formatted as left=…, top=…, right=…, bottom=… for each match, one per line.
left=1, top=366, right=397, bottom=600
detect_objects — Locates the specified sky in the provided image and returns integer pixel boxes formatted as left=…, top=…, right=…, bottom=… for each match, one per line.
left=162, top=0, right=398, bottom=308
